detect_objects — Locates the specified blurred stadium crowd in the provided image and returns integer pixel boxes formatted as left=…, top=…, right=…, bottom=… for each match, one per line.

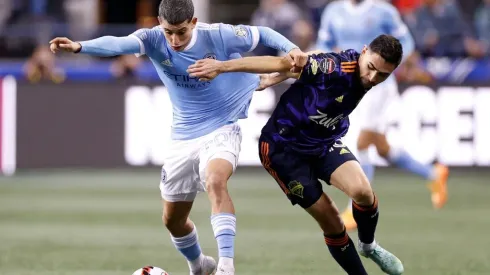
left=0, top=0, right=488, bottom=82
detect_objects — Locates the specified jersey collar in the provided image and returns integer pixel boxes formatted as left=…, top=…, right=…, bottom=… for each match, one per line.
left=183, top=27, right=198, bottom=51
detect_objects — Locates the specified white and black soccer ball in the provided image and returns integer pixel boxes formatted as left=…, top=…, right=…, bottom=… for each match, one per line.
left=132, top=266, right=169, bottom=275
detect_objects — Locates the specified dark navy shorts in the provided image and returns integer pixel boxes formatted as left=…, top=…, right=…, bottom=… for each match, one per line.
left=258, top=134, right=358, bottom=209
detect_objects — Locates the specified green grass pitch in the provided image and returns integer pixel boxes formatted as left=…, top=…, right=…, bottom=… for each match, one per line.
left=1, top=168, right=490, bottom=275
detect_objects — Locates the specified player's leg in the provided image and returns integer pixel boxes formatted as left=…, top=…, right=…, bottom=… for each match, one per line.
left=259, top=137, right=368, bottom=274
left=162, top=199, right=216, bottom=275
left=160, top=141, right=216, bottom=275
left=339, top=82, right=382, bottom=230
left=321, top=141, right=404, bottom=275
left=368, top=131, right=448, bottom=208
left=375, top=79, right=447, bottom=208
left=199, top=123, right=242, bottom=274
left=306, top=193, right=369, bottom=275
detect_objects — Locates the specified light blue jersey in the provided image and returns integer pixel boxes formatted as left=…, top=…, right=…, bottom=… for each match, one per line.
left=79, top=22, right=297, bottom=140
left=317, top=0, right=414, bottom=58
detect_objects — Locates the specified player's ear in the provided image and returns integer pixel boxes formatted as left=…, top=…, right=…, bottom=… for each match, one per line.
left=191, top=17, right=198, bottom=26
left=361, top=45, right=368, bottom=54
left=158, top=16, right=163, bottom=25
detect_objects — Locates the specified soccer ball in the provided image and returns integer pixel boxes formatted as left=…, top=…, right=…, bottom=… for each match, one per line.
left=132, top=266, right=169, bottom=275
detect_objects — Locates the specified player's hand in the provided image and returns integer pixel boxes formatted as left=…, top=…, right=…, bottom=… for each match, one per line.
left=257, top=73, right=274, bottom=91
left=286, top=48, right=308, bottom=73
left=187, top=59, right=223, bottom=81
left=49, top=37, right=82, bottom=54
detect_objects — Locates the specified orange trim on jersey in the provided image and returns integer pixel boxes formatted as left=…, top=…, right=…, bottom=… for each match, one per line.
left=341, top=61, right=357, bottom=73
left=260, top=141, right=290, bottom=195
left=341, top=61, right=357, bottom=65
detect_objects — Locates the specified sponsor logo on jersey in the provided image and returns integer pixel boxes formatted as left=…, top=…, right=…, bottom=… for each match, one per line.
left=320, top=58, right=336, bottom=74
left=309, top=110, right=344, bottom=129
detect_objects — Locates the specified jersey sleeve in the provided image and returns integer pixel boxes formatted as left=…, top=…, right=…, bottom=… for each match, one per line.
left=129, top=28, right=162, bottom=57
left=218, top=23, right=260, bottom=55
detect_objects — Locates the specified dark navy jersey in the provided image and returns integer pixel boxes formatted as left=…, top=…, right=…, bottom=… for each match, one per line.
left=262, top=49, right=367, bottom=156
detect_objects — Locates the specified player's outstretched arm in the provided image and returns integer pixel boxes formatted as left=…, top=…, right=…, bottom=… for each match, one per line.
left=187, top=56, right=293, bottom=81
left=49, top=36, right=141, bottom=56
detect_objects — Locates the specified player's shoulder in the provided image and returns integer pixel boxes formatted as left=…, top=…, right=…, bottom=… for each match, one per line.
left=195, top=22, right=233, bottom=40
left=195, top=22, right=221, bottom=32
left=311, top=49, right=359, bottom=73
left=131, top=26, right=164, bottom=43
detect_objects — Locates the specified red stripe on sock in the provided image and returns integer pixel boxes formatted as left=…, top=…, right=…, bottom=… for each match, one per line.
left=352, top=194, right=378, bottom=211
left=324, top=234, right=349, bottom=246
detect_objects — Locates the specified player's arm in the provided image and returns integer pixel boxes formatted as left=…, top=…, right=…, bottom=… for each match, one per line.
left=316, top=4, right=341, bottom=53
left=49, top=36, right=141, bottom=56
left=187, top=55, right=293, bottom=82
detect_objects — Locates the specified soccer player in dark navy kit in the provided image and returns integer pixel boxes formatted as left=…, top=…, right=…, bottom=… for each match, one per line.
left=188, top=34, right=404, bottom=275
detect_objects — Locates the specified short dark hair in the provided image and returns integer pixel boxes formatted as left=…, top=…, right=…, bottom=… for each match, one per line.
left=368, top=34, right=403, bottom=66
left=159, top=0, right=194, bottom=25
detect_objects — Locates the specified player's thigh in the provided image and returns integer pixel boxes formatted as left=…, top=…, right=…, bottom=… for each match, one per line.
left=259, top=135, right=322, bottom=209
left=159, top=139, right=201, bottom=202
left=317, top=140, right=373, bottom=204
left=198, top=123, right=241, bottom=189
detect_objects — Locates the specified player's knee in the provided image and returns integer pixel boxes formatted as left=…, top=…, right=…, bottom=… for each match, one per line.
left=376, top=146, right=390, bottom=158
left=374, top=135, right=391, bottom=158
left=162, top=212, right=187, bottom=231
left=350, top=178, right=374, bottom=206
left=356, top=138, right=371, bottom=151
left=357, top=131, right=374, bottom=150
left=205, top=172, right=229, bottom=197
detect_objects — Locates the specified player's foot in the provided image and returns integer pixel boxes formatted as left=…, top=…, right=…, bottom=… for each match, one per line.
left=340, top=208, right=357, bottom=231
left=191, top=255, right=217, bottom=275
left=359, top=242, right=404, bottom=275
left=428, top=163, right=449, bottom=209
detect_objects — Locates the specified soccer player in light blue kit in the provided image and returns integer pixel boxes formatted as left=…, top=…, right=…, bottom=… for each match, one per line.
left=49, top=0, right=307, bottom=274
left=316, top=0, right=449, bottom=231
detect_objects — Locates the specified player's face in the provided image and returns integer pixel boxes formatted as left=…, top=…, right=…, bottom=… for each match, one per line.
left=358, top=46, right=396, bottom=89
left=159, top=17, right=198, bottom=51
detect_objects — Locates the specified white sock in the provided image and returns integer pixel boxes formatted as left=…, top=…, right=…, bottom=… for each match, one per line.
left=189, top=254, right=204, bottom=272
left=359, top=240, right=377, bottom=252
left=218, top=257, right=234, bottom=267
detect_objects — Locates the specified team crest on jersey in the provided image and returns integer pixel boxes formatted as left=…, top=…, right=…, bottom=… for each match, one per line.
left=233, top=26, right=248, bottom=37
left=320, top=58, right=336, bottom=74
left=204, top=53, right=217, bottom=60
left=288, top=181, right=304, bottom=198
